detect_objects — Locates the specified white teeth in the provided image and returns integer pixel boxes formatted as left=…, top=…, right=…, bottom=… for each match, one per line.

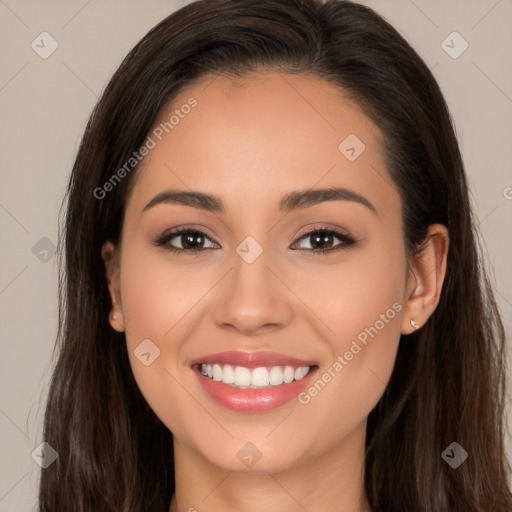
left=234, top=366, right=251, bottom=386
left=222, top=364, right=235, bottom=384
left=212, top=363, right=223, bottom=382
left=251, top=367, right=269, bottom=387
left=269, top=366, right=284, bottom=386
left=199, top=363, right=311, bottom=388
left=295, top=367, right=308, bottom=380
left=283, top=366, right=295, bottom=383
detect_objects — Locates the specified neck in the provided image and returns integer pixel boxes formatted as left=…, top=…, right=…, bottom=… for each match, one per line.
left=168, top=421, right=371, bottom=512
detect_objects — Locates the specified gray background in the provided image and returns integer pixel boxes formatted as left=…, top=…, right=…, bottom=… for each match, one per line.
left=1, top=0, right=511, bottom=509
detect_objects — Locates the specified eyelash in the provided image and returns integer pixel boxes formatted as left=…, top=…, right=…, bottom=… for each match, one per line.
left=154, top=226, right=357, bottom=256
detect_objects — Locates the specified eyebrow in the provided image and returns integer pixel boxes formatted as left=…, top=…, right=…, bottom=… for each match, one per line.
left=142, top=187, right=377, bottom=215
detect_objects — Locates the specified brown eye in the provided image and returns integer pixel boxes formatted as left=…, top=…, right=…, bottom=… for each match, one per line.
left=293, top=228, right=356, bottom=253
left=155, top=229, right=217, bottom=254
left=178, top=232, right=206, bottom=249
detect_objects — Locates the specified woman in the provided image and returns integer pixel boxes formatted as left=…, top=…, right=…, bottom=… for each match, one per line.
left=38, top=0, right=512, bottom=510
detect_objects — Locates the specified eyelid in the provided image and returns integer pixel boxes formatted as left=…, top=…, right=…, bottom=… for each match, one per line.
left=292, top=223, right=353, bottom=241
left=155, top=224, right=218, bottom=241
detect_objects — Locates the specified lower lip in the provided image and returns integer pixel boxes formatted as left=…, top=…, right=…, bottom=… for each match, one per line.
left=193, top=365, right=319, bottom=413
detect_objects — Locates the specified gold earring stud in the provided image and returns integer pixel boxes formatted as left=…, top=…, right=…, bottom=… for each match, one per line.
left=410, top=319, right=420, bottom=329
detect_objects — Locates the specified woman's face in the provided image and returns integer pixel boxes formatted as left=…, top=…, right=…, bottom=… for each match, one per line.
left=105, top=71, right=415, bottom=473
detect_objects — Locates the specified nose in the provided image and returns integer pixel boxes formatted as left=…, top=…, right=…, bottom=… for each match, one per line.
left=212, top=249, right=294, bottom=336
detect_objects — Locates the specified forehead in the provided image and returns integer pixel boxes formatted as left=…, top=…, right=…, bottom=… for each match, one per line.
left=126, top=71, right=398, bottom=216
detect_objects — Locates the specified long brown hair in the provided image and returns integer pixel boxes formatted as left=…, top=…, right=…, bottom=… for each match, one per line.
left=38, top=1, right=512, bottom=510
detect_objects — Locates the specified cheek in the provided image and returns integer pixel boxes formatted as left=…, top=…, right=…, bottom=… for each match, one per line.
left=286, top=230, right=406, bottom=347
left=287, top=235, right=406, bottom=413
left=119, top=243, right=216, bottom=343
left=117, top=243, right=234, bottom=440
left=117, top=245, right=198, bottom=413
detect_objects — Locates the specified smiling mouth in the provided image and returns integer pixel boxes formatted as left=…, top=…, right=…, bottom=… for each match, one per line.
left=195, top=363, right=316, bottom=389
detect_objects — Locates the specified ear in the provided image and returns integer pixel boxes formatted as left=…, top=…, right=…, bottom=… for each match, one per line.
left=401, top=224, right=449, bottom=335
left=101, top=241, right=125, bottom=332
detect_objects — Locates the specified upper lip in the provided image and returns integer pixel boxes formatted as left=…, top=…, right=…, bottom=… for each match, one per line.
left=190, top=350, right=317, bottom=369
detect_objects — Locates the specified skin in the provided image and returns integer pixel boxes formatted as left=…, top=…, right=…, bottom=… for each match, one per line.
left=102, top=71, right=449, bottom=512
